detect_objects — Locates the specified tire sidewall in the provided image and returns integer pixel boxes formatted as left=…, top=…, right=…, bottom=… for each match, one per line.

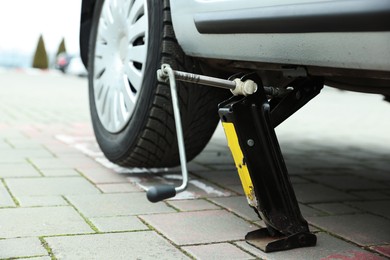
left=88, top=0, right=163, bottom=160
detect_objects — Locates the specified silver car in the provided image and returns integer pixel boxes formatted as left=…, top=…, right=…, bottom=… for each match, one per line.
left=79, top=0, right=390, bottom=168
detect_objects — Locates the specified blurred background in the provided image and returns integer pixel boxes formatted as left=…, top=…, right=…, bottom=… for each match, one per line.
left=0, top=0, right=84, bottom=75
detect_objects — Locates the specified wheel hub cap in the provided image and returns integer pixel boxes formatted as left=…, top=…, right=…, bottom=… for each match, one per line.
left=93, top=0, right=149, bottom=133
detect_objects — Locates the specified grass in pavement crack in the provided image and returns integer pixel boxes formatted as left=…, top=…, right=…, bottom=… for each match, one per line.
left=137, top=216, right=195, bottom=259
left=39, top=237, right=57, bottom=260
left=62, top=196, right=100, bottom=233
left=26, top=158, right=45, bottom=177
left=1, top=179, right=20, bottom=206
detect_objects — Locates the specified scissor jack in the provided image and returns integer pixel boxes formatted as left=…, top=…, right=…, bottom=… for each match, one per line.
left=149, top=64, right=322, bottom=252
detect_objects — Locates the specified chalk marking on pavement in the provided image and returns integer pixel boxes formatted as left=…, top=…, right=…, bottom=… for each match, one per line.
left=55, top=134, right=232, bottom=200
left=189, top=180, right=231, bottom=197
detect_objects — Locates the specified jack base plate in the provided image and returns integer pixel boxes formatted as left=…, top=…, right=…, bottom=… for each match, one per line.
left=245, top=228, right=317, bottom=253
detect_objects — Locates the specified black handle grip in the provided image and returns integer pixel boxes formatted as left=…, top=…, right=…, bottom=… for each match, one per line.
left=147, top=185, right=176, bottom=203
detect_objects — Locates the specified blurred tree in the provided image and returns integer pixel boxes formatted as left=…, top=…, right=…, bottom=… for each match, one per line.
left=56, top=38, right=67, bottom=57
left=32, top=34, right=49, bottom=69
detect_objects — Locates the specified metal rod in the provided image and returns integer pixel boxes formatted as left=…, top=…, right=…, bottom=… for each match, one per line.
left=165, top=66, right=189, bottom=193
left=160, top=69, right=237, bottom=90
left=173, top=70, right=236, bottom=90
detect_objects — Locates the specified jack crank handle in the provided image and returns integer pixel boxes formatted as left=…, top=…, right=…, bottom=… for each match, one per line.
left=147, top=64, right=189, bottom=203
left=146, top=185, right=176, bottom=202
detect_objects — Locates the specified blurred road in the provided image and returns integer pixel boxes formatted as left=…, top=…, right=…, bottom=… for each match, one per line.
left=0, top=70, right=389, bottom=259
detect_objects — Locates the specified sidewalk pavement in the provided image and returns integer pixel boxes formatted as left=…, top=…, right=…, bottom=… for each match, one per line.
left=0, top=70, right=389, bottom=259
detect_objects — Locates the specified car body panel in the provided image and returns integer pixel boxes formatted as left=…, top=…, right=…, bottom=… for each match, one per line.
left=170, top=0, right=390, bottom=72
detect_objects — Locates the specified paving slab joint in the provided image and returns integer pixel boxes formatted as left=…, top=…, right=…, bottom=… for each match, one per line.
left=39, top=237, right=56, bottom=260
left=62, top=196, right=100, bottom=233
left=369, top=244, right=390, bottom=258
left=165, top=202, right=182, bottom=212
left=344, top=203, right=390, bottom=221
left=137, top=216, right=192, bottom=258
left=232, top=240, right=263, bottom=259
left=42, top=145, right=58, bottom=158
left=3, top=138, right=18, bottom=149
left=1, top=178, right=20, bottom=206
left=26, top=158, right=45, bottom=177
left=74, top=168, right=111, bottom=192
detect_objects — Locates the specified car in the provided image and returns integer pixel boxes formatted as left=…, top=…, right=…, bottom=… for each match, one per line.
left=79, top=0, right=390, bottom=169
left=56, top=54, right=88, bottom=77
left=65, top=56, right=88, bottom=77
left=78, top=0, right=390, bottom=251
left=55, top=52, right=71, bottom=73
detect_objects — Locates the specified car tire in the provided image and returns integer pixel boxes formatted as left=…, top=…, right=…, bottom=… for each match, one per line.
left=88, top=0, right=227, bottom=167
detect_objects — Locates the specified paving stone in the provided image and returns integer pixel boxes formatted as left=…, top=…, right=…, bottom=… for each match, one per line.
left=350, top=191, right=390, bottom=200
left=207, top=164, right=237, bottom=171
left=193, top=151, right=234, bottom=165
left=5, top=177, right=100, bottom=196
left=367, top=159, right=390, bottom=172
left=346, top=200, right=390, bottom=219
left=28, top=158, right=70, bottom=170
left=90, top=216, right=148, bottom=232
left=0, top=140, right=12, bottom=149
left=0, top=152, right=26, bottom=163
left=354, top=169, right=390, bottom=182
left=308, top=225, right=321, bottom=232
left=40, top=169, right=81, bottom=177
left=77, top=166, right=129, bottom=184
left=45, top=231, right=189, bottom=259
left=167, top=199, right=221, bottom=211
left=0, top=206, right=93, bottom=238
left=171, top=161, right=212, bottom=172
left=43, top=142, right=80, bottom=155
left=253, top=220, right=266, bottom=228
left=284, top=163, right=311, bottom=176
left=298, top=203, right=325, bottom=217
left=17, top=195, right=68, bottom=207
left=210, top=196, right=259, bottom=221
left=308, top=214, right=390, bottom=246
left=289, top=176, right=311, bottom=184
left=304, top=175, right=387, bottom=190
left=0, top=163, right=41, bottom=178
left=371, top=245, right=390, bottom=258
left=18, top=148, right=56, bottom=158
left=203, top=139, right=228, bottom=151
left=183, top=243, right=254, bottom=260
left=97, top=183, right=142, bottom=193
left=0, top=237, right=48, bottom=259
left=235, top=232, right=385, bottom=260
left=309, top=167, right=360, bottom=176
left=66, top=193, right=175, bottom=217
left=192, top=170, right=241, bottom=187
left=226, top=184, right=245, bottom=195
left=286, top=162, right=357, bottom=177
left=0, top=181, right=15, bottom=207
left=58, top=155, right=101, bottom=169
left=293, top=183, right=357, bottom=203
left=6, top=139, right=44, bottom=149
left=141, top=210, right=256, bottom=245
left=0, top=130, right=28, bottom=139
left=310, top=202, right=361, bottom=215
